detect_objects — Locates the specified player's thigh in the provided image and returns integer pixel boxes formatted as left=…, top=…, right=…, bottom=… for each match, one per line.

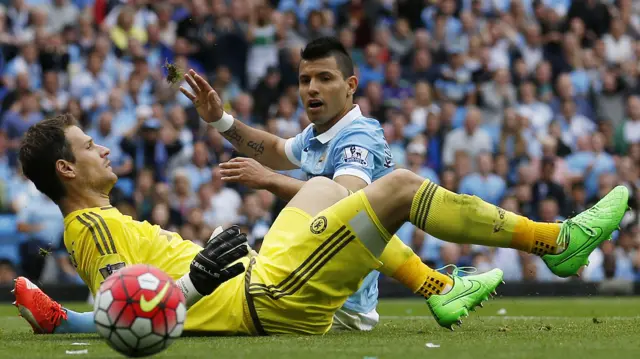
left=260, top=186, right=388, bottom=273
left=249, top=190, right=388, bottom=334
left=285, top=176, right=350, bottom=217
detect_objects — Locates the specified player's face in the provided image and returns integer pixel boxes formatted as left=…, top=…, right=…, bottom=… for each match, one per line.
left=298, top=56, right=357, bottom=127
left=63, top=126, right=118, bottom=192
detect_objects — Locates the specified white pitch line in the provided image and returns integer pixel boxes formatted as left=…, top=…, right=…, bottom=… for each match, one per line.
left=381, top=315, right=640, bottom=320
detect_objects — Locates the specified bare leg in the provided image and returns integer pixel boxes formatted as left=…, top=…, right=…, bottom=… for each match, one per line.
left=361, top=169, right=422, bottom=234
left=285, top=177, right=350, bottom=217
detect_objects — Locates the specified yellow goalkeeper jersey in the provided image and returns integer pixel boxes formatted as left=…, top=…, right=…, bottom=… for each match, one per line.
left=63, top=206, right=254, bottom=335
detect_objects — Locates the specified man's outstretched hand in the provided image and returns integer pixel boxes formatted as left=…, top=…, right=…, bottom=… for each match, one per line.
left=180, top=69, right=224, bottom=124
left=219, top=157, right=275, bottom=190
left=188, top=225, right=249, bottom=296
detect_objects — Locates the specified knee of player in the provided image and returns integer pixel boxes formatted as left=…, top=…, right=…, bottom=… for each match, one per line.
left=390, top=168, right=422, bottom=181
left=306, top=176, right=336, bottom=188
left=390, top=169, right=424, bottom=192
left=306, top=176, right=347, bottom=195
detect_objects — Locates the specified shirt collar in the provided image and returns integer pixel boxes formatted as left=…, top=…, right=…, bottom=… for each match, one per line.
left=313, top=105, right=362, bottom=144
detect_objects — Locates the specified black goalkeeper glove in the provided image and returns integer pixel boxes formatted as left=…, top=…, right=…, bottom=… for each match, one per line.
left=188, top=225, right=249, bottom=296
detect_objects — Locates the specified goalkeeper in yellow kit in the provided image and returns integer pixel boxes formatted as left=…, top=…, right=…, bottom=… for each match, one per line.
left=12, top=110, right=629, bottom=335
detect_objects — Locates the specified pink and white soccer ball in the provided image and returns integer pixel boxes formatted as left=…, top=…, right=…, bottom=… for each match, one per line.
left=93, top=264, right=187, bottom=357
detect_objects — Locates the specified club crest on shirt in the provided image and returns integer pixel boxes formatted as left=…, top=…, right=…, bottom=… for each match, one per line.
left=310, top=216, right=328, bottom=234
left=99, top=262, right=126, bottom=279
left=343, top=146, right=369, bottom=167
left=315, top=151, right=327, bottom=170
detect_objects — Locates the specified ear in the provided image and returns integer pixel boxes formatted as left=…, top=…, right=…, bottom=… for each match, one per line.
left=346, top=75, right=358, bottom=97
left=56, top=159, right=76, bottom=180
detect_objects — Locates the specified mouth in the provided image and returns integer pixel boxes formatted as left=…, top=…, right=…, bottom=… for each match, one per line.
left=307, top=99, right=324, bottom=110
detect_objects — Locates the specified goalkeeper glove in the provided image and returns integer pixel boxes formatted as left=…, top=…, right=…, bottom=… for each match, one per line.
left=177, top=225, right=249, bottom=307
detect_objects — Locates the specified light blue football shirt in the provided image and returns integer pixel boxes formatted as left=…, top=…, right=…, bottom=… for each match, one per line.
left=284, top=105, right=394, bottom=314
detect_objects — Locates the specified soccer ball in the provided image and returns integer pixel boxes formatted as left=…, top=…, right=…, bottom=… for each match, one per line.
left=93, top=264, right=187, bottom=357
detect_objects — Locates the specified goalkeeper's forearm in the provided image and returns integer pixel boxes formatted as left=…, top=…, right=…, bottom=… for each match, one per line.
left=176, top=272, right=207, bottom=308
left=216, top=118, right=297, bottom=171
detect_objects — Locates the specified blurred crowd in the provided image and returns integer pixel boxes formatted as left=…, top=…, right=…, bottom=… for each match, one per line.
left=0, top=0, right=639, bottom=287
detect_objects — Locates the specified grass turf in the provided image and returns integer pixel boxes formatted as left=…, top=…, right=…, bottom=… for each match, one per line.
left=0, top=298, right=639, bottom=358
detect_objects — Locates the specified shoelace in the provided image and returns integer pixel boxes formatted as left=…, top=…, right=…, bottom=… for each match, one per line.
left=556, top=218, right=597, bottom=249
left=436, top=264, right=478, bottom=277
left=32, top=289, right=64, bottom=326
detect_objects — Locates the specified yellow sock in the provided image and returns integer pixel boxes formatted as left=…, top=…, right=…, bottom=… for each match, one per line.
left=510, top=218, right=561, bottom=255
left=379, top=235, right=453, bottom=298
left=409, top=180, right=561, bottom=256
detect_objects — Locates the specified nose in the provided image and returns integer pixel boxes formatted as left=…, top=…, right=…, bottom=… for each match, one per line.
left=307, top=78, right=320, bottom=96
left=99, top=145, right=111, bottom=158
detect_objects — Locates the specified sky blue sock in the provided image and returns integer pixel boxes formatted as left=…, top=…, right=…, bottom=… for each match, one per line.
left=53, top=309, right=96, bottom=334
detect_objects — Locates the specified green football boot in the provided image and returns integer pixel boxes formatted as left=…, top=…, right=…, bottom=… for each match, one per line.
left=543, top=185, right=630, bottom=278
left=426, top=266, right=504, bottom=330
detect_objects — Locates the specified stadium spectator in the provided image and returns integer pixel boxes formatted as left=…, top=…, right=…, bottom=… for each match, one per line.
left=458, top=151, right=506, bottom=206
left=479, top=68, right=517, bottom=126
left=16, top=190, right=63, bottom=281
left=405, top=137, right=439, bottom=185
left=565, top=133, right=617, bottom=200
left=169, top=168, right=198, bottom=218
left=0, top=259, right=16, bottom=284
left=532, top=157, right=567, bottom=216
left=1, top=90, right=44, bottom=163
left=442, top=106, right=492, bottom=167
left=594, top=69, right=626, bottom=129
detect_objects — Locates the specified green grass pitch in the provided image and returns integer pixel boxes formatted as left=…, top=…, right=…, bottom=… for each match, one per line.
left=1, top=298, right=639, bottom=358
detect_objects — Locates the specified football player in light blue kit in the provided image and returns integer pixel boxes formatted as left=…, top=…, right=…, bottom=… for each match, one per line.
left=217, top=37, right=395, bottom=330
left=281, top=102, right=394, bottom=329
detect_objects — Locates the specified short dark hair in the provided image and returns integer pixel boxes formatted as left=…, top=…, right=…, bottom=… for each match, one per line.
left=19, top=114, right=77, bottom=203
left=572, top=181, right=585, bottom=191
left=300, top=36, right=354, bottom=78
left=541, top=156, right=555, bottom=167
left=0, top=258, right=15, bottom=270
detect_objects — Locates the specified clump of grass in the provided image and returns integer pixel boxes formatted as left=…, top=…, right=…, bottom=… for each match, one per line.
left=39, top=247, right=51, bottom=257
left=164, top=59, right=184, bottom=85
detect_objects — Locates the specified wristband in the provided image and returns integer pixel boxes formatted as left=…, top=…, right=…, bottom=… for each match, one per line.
left=176, top=272, right=204, bottom=308
left=208, top=112, right=234, bottom=132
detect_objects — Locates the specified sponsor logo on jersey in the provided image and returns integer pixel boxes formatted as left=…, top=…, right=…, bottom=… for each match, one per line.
left=383, top=143, right=394, bottom=168
left=99, top=262, right=126, bottom=279
left=343, top=146, right=369, bottom=166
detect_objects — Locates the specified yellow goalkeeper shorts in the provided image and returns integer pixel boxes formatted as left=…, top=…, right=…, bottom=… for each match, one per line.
left=244, top=190, right=390, bottom=335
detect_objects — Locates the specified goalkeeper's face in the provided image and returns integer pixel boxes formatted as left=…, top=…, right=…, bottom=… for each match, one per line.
left=63, top=126, right=118, bottom=193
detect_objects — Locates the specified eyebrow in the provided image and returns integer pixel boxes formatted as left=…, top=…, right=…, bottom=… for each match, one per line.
left=300, top=71, right=334, bottom=78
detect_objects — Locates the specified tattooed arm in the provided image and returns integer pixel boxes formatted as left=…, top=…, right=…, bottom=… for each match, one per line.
left=219, top=120, right=296, bottom=171
left=179, top=69, right=297, bottom=171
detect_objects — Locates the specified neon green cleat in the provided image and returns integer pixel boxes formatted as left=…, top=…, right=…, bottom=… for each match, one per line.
left=426, top=266, right=504, bottom=330
left=542, top=185, right=630, bottom=278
